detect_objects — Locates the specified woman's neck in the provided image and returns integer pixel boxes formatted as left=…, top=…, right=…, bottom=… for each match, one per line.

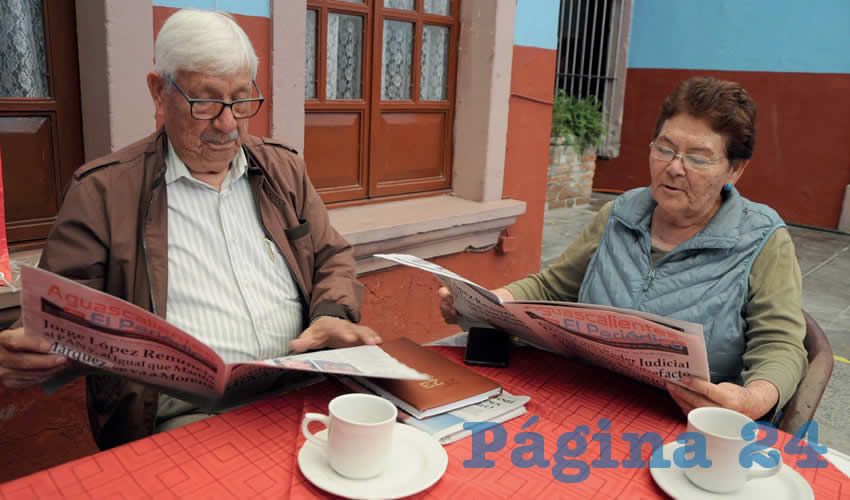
left=650, top=201, right=721, bottom=251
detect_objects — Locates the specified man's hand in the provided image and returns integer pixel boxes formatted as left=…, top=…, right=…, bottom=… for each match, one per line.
left=289, top=317, right=382, bottom=353
left=438, top=286, right=515, bottom=324
left=0, top=327, right=70, bottom=390
left=666, top=376, right=780, bottom=421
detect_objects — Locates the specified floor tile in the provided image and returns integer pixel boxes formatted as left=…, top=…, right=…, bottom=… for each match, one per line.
left=788, top=225, right=850, bottom=276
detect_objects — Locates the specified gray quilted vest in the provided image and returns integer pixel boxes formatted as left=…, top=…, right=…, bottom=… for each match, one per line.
left=578, top=187, right=785, bottom=383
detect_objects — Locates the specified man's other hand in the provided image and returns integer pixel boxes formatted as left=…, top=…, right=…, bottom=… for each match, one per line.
left=289, top=317, right=382, bottom=353
left=0, top=327, right=71, bottom=390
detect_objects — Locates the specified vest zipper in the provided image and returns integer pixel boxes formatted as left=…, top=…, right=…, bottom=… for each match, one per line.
left=634, top=266, right=656, bottom=307
left=642, top=267, right=656, bottom=291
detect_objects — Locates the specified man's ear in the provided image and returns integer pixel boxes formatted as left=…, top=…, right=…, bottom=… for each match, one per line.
left=147, top=72, right=166, bottom=122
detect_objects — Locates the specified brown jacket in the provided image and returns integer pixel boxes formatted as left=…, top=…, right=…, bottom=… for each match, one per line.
left=39, top=128, right=363, bottom=449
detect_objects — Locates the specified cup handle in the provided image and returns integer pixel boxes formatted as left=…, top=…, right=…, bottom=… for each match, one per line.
left=301, top=413, right=330, bottom=449
left=746, top=447, right=783, bottom=479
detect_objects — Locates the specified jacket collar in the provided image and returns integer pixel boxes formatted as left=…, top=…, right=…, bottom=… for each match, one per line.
left=611, top=187, right=744, bottom=250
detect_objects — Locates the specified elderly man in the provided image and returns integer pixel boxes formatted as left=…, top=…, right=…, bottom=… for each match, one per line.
left=0, top=9, right=378, bottom=449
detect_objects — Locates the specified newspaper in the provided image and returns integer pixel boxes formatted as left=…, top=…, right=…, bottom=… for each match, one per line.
left=337, top=375, right=529, bottom=445
left=20, top=266, right=429, bottom=408
left=375, top=253, right=710, bottom=389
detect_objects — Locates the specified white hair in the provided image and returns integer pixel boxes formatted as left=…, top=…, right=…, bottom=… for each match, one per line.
left=154, top=9, right=258, bottom=81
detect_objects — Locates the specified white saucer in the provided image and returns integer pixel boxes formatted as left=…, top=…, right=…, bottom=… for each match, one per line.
left=649, top=441, right=814, bottom=500
left=297, top=422, right=448, bottom=499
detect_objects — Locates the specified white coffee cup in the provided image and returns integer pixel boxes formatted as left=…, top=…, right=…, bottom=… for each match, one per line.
left=684, top=407, right=782, bottom=493
left=301, top=393, right=397, bottom=479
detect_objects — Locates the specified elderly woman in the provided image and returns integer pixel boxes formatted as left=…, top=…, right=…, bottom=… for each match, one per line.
left=439, top=77, right=807, bottom=423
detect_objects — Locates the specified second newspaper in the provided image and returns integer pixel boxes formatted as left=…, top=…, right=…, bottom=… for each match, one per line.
left=376, top=254, right=710, bottom=389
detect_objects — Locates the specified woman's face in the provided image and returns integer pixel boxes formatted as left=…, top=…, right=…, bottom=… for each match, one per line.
left=649, top=113, right=747, bottom=228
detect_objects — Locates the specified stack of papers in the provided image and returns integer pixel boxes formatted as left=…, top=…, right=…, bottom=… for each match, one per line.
left=337, top=375, right=529, bottom=445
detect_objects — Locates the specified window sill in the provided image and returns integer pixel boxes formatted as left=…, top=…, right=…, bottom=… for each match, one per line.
left=0, top=196, right=527, bottom=312
left=329, top=194, right=527, bottom=275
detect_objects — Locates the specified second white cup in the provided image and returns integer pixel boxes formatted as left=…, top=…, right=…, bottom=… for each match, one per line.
left=684, top=407, right=782, bottom=493
left=301, top=393, right=397, bottom=479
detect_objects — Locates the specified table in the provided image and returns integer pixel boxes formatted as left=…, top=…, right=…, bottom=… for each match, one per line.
left=2, top=346, right=848, bottom=499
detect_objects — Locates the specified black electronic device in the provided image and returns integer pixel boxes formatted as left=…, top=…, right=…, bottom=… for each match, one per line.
left=464, top=327, right=512, bottom=368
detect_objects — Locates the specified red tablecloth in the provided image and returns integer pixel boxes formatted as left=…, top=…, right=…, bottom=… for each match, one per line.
left=2, top=347, right=848, bottom=499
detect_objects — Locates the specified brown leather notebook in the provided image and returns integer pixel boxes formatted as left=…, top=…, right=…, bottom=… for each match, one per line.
left=355, top=337, right=502, bottom=419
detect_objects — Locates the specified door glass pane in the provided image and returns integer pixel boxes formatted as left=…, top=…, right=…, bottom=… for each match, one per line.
left=381, top=20, right=413, bottom=101
left=0, top=0, right=49, bottom=97
left=424, top=0, right=451, bottom=15
left=326, top=13, right=363, bottom=100
left=420, top=25, right=448, bottom=101
left=384, top=0, right=414, bottom=10
left=305, top=10, right=317, bottom=99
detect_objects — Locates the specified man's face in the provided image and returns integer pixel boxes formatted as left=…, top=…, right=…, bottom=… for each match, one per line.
left=149, top=69, right=253, bottom=176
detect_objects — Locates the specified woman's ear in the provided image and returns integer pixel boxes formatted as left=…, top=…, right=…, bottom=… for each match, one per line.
left=729, top=159, right=750, bottom=186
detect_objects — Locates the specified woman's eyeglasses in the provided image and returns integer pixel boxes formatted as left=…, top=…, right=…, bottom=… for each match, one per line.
left=649, top=142, right=725, bottom=169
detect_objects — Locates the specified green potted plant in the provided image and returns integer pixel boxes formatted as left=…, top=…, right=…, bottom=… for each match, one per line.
left=551, top=90, right=604, bottom=153
left=547, top=91, right=605, bottom=209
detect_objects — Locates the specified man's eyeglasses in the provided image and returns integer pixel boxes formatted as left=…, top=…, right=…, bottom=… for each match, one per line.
left=649, top=141, right=725, bottom=170
left=170, top=79, right=264, bottom=120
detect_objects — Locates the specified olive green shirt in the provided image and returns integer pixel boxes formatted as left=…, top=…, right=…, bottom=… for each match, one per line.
left=507, top=202, right=808, bottom=418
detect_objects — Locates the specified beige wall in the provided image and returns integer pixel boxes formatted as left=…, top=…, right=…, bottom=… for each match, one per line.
left=76, top=0, right=155, bottom=161
left=270, top=0, right=306, bottom=153
left=452, top=0, right=515, bottom=202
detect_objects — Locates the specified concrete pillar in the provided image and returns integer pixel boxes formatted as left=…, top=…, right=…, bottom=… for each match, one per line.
left=270, top=0, right=306, bottom=152
left=839, top=184, right=850, bottom=233
left=451, top=0, right=515, bottom=202
left=76, top=0, right=155, bottom=160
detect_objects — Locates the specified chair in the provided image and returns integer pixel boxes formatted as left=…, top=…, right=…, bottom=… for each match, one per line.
left=778, top=310, right=834, bottom=435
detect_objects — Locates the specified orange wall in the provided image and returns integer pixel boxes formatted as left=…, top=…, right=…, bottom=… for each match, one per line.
left=359, top=45, right=556, bottom=344
left=594, top=68, right=850, bottom=229
left=152, top=7, right=272, bottom=138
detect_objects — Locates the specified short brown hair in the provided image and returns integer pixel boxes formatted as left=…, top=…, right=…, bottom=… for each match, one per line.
left=653, top=77, right=757, bottom=166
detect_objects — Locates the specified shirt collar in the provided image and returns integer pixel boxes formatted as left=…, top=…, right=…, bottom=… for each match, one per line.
left=164, top=137, right=248, bottom=188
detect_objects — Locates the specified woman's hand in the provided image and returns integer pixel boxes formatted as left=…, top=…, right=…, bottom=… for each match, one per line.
left=437, top=286, right=515, bottom=324
left=666, top=376, right=779, bottom=421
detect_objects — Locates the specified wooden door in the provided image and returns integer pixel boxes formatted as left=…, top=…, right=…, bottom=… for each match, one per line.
left=0, top=0, right=84, bottom=250
left=304, top=0, right=459, bottom=205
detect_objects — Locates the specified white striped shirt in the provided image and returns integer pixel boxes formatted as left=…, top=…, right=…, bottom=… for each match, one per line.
left=164, top=140, right=302, bottom=363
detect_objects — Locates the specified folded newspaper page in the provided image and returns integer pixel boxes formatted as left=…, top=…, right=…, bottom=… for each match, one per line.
left=336, top=374, right=529, bottom=445
left=403, top=392, right=529, bottom=445
left=375, top=253, right=710, bottom=389
left=20, top=266, right=429, bottom=408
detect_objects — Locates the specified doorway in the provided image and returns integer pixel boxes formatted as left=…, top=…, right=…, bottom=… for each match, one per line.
left=0, top=0, right=85, bottom=250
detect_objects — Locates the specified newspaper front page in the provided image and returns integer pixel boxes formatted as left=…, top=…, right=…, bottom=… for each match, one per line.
left=375, top=254, right=710, bottom=389
left=21, top=266, right=429, bottom=408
